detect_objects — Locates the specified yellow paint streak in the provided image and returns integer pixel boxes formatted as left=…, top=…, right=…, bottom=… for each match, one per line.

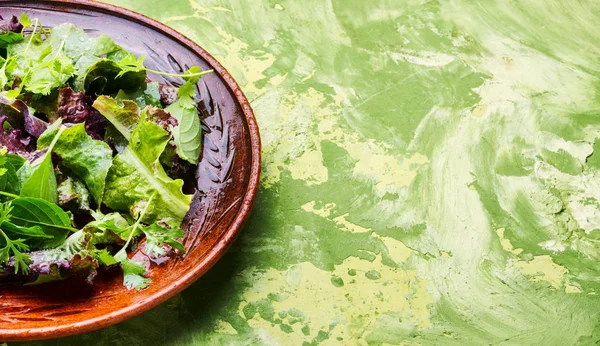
left=495, top=228, right=523, bottom=255
left=513, top=255, right=568, bottom=289
left=565, top=285, right=582, bottom=294
left=238, top=255, right=433, bottom=344
left=332, top=213, right=371, bottom=233
left=213, top=26, right=277, bottom=100
left=376, top=234, right=414, bottom=263
left=214, top=320, right=238, bottom=334
left=301, top=201, right=336, bottom=217
left=288, top=149, right=328, bottom=185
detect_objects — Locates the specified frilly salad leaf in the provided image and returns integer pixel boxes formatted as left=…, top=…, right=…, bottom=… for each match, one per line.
left=6, top=23, right=127, bottom=95
left=142, top=222, right=184, bottom=258
left=0, top=15, right=207, bottom=289
left=92, top=95, right=139, bottom=148
left=164, top=66, right=203, bottom=164
left=94, top=97, right=192, bottom=224
left=103, top=119, right=192, bottom=226
left=38, top=123, right=112, bottom=204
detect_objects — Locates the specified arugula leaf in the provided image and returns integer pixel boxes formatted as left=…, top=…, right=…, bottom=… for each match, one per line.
left=103, top=119, right=192, bottom=225
left=142, top=222, right=184, bottom=257
left=165, top=66, right=203, bottom=164
left=10, top=197, right=74, bottom=249
left=38, top=123, right=112, bottom=204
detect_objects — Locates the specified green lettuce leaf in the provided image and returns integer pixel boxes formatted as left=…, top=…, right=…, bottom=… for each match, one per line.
left=7, top=23, right=127, bottom=94
left=92, top=96, right=140, bottom=139
left=38, top=123, right=112, bottom=204
left=0, top=32, right=23, bottom=49
left=103, top=120, right=192, bottom=225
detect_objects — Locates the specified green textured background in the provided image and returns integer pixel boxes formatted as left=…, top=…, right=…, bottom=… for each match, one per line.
left=15, top=0, right=600, bottom=345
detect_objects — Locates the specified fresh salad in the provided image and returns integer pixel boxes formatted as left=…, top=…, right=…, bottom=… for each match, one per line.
left=0, top=14, right=211, bottom=290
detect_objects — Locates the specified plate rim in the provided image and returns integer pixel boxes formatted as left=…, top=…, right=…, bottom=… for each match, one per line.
left=0, top=0, right=261, bottom=341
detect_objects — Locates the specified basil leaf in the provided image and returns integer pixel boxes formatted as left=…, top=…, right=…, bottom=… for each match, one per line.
left=1, top=221, right=52, bottom=239
left=6, top=153, right=25, bottom=171
left=10, top=197, right=74, bottom=249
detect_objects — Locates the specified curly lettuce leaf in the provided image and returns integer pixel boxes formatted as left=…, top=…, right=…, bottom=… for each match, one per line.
left=103, top=119, right=192, bottom=226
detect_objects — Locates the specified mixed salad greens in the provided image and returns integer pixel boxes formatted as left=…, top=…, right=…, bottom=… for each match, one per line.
left=0, top=14, right=211, bottom=290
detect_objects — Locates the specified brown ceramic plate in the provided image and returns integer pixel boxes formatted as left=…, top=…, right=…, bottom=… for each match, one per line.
left=0, top=0, right=260, bottom=341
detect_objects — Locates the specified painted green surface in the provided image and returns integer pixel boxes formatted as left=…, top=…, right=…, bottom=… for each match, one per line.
left=16, top=0, right=600, bottom=345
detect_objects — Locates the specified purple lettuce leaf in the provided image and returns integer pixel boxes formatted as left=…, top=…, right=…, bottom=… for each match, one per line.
left=159, top=84, right=178, bottom=107
left=0, top=15, right=23, bottom=34
left=0, top=116, right=34, bottom=157
left=57, top=87, right=106, bottom=140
